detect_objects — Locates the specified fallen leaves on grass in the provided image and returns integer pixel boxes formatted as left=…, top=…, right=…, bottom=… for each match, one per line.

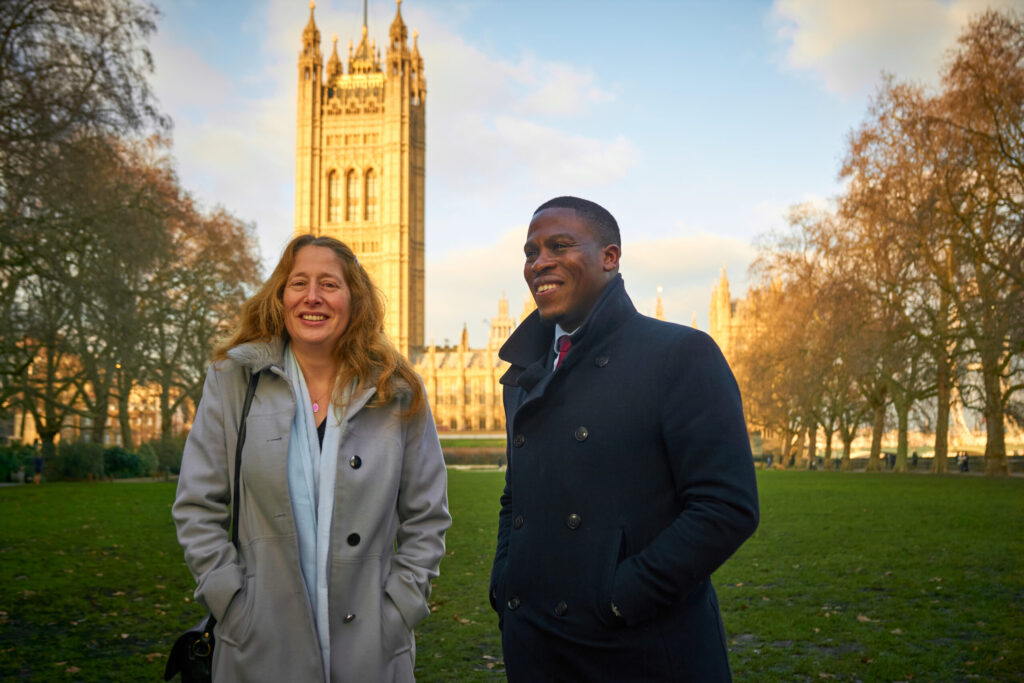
left=856, top=614, right=875, bottom=623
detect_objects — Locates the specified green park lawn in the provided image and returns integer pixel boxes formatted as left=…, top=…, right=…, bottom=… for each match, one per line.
left=1, top=471, right=1021, bottom=682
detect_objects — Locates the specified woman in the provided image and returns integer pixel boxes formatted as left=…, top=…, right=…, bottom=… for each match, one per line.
left=173, top=235, right=450, bottom=682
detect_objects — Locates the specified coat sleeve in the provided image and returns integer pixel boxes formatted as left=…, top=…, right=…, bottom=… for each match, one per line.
left=171, top=364, right=244, bottom=622
left=488, top=390, right=516, bottom=624
left=609, top=332, right=759, bottom=626
left=384, top=394, right=451, bottom=632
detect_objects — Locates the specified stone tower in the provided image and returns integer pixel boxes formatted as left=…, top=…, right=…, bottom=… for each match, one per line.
left=709, top=265, right=733, bottom=358
left=294, top=0, right=426, bottom=357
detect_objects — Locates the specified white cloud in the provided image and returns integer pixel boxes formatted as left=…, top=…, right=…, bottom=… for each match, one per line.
left=413, top=8, right=633, bottom=201
left=770, top=0, right=1022, bottom=97
left=493, top=117, right=637, bottom=186
left=512, top=56, right=616, bottom=117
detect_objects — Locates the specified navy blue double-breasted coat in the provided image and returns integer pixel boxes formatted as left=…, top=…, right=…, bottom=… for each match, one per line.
left=489, top=276, right=759, bottom=682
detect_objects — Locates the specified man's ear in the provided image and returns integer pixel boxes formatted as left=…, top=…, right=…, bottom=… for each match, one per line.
left=602, top=244, right=621, bottom=272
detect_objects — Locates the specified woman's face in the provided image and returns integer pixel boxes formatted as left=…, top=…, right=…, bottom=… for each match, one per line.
left=282, top=245, right=352, bottom=357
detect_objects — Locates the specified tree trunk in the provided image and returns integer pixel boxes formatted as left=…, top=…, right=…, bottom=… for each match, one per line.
left=118, top=390, right=133, bottom=450
left=807, top=422, right=818, bottom=470
left=823, top=428, right=834, bottom=470
left=895, top=399, right=909, bottom=472
left=90, top=385, right=109, bottom=445
left=793, top=426, right=807, bottom=470
left=38, top=429, right=59, bottom=460
left=781, top=429, right=796, bottom=468
left=841, top=435, right=853, bottom=471
left=159, top=375, right=173, bottom=441
left=981, top=363, right=1008, bottom=476
left=933, top=289, right=952, bottom=473
left=867, top=403, right=884, bottom=472
left=933, top=354, right=950, bottom=474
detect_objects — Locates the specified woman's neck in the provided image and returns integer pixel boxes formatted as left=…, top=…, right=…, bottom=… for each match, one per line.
left=291, top=346, right=336, bottom=394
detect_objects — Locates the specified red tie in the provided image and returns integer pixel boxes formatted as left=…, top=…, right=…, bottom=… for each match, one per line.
left=555, top=335, right=572, bottom=369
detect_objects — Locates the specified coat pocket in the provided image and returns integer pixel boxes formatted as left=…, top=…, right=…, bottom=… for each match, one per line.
left=216, top=573, right=255, bottom=647
left=595, top=527, right=626, bottom=628
left=381, top=592, right=413, bottom=656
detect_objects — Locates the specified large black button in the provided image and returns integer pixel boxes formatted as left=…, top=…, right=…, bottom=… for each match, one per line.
left=513, top=515, right=524, bottom=530
left=513, top=434, right=525, bottom=447
left=507, top=596, right=521, bottom=611
left=574, top=426, right=589, bottom=442
left=595, top=356, right=609, bottom=367
left=566, top=513, right=581, bottom=530
left=349, top=455, right=362, bottom=469
left=554, top=601, right=568, bottom=616
left=347, top=533, right=360, bottom=546
left=343, top=613, right=356, bottom=623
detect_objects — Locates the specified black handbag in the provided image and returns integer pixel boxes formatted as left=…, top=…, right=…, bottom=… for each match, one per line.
left=165, top=371, right=260, bottom=682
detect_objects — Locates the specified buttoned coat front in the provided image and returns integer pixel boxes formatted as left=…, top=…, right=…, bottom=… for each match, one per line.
left=489, top=276, right=759, bottom=682
left=173, top=340, right=450, bottom=683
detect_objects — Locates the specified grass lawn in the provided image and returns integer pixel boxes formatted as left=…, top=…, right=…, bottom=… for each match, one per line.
left=1, top=471, right=1021, bottom=681
left=438, top=438, right=506, bottom=450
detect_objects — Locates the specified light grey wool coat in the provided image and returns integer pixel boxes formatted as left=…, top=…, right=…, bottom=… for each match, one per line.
left=172, top=339, right=450, bottom=683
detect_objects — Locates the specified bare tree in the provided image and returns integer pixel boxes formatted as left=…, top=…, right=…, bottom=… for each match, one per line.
left=0, top=0, right=165, bottom=437
left=146, top=202, right=262, bottom=444
left=936, top=10, right=1024, bottom=475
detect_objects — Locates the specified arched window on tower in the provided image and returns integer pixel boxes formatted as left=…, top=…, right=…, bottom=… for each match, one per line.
left=327, top=170, right=340, bottom=223
left=365, top=169, right=378, bottom=222
left=345, top=170, right=358, bottom=222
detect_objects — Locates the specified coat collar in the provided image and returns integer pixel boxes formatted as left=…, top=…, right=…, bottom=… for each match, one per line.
left=226, top=337, right=378, bottom=415
left=499, top=274, right=636, bottom=390
left=227, top=336, right=285, bottom=373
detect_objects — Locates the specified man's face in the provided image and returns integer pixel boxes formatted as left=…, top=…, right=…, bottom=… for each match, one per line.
left=523, top=207, right=620, bottom=331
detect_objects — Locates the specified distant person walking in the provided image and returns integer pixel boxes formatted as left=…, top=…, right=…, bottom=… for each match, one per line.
left=958, top=452, right=970, bottom=473
left=32, top=453, right=43, bottom=485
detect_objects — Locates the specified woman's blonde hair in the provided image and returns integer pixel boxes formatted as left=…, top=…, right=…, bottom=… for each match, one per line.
left=215, top=234, right=424, bottom=416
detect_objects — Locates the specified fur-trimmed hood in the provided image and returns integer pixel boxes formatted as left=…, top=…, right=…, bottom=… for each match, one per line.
left=225, top=337, right=285, bottom=373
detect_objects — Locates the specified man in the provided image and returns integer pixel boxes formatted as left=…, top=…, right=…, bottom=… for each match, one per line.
left=489, top=196, right=759, bottom=681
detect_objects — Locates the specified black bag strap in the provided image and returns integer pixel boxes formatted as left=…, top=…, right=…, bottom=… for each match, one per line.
left=231, top=370, right=260, bottom=547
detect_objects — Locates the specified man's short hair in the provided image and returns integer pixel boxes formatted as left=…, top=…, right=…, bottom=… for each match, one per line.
left=533, top=196, right=621, bottom=247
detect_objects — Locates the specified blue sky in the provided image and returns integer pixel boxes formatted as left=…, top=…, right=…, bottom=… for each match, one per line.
left=148, top=0, right=1012, bottom=347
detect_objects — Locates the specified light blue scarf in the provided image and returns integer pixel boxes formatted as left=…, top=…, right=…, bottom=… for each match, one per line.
left=284, top=345, right=350, bottom=681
